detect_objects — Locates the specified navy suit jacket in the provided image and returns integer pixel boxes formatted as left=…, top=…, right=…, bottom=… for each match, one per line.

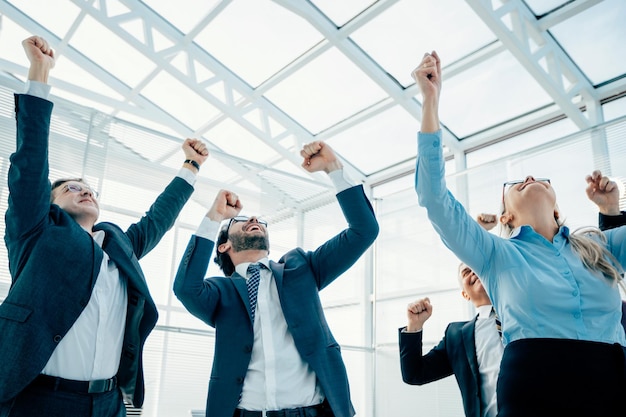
left=174, top=185, right=379, bottom=417
left=399, top=318, right=482, bottom=417
left=0, top=94, right=193, bottom=407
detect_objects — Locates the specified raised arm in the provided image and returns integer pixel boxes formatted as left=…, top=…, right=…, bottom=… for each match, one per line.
left=5, top=37, right=56, bottom=243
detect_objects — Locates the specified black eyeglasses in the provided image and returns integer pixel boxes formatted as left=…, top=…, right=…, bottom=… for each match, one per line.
left=63, top=183, right=99, bottom=198
left=227, top=216, right=268, bottom=230
left=502, top=178, right=550, bottom=202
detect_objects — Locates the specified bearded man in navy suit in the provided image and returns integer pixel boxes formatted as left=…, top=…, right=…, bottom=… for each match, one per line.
left=174, top=141, right=379, bottom=417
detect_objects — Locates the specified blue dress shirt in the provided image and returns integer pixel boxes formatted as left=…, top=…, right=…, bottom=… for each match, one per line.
left=415, top=130, right=626, bottom=347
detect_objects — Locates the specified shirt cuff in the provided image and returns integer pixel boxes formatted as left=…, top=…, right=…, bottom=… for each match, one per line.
left=25, top=80, right=51, bottom=99
left=177, top=166, right=196, bottom=186
left=196, top=216, right=221, bottom=241
left=401, top=326, right=423, bottom=334
left=328, top=169, right=355, bottom=193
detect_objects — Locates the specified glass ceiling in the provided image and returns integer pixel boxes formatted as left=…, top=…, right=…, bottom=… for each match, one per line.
left=0, top=0, right=625, bottom=192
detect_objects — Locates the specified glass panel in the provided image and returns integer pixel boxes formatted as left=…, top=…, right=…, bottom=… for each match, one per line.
left=351, top=0, right=496, bottom=87
left=326, top=105, right=418, bottom=175
left=524, top=0, right=569, bottom=16
left=311, top=0, right=376, bottom=26
left=550, top=0, right=626, bottom=85
left=194, top=0, right=323, bottom=87
left=264, top=47, right=388, bottom=133
left=440, top=50, right=552, bottom=138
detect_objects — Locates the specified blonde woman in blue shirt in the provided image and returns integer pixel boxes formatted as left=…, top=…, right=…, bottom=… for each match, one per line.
left=412, top=51, right=626, bottom=417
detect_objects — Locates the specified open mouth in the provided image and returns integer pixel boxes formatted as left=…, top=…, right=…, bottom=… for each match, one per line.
left=244, top=224, right=262, bottom=232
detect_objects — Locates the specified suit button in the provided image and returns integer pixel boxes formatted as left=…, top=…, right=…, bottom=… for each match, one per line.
left=236, top=377, right=244, bottom=384
left=244, top=345, right=252, bottom=353
left=53, top=335, right=62, bottom=343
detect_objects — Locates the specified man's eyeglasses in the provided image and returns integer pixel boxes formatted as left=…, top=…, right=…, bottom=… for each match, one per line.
left=227, top=216, right=268, bottom=230
left=63, top=183, right=99, bottom=198
left=502, top=178, right=550, bottom=202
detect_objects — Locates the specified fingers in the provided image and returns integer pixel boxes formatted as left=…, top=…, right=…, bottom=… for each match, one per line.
left=185, top=138, right=209, bottom=156
left=407, top=297, right=431, bottom=315
left=300, top=141, right=323, bottom=162
left=23, top=36, right=54, bottom=57
left=221, top=190, right=242, bottom=209
left=586, top=170, right=617, bottom=192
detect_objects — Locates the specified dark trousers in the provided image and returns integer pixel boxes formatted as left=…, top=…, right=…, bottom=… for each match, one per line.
left=0, top=380, right=126, bottom=417
left=497, top=338, right=626, bottom=417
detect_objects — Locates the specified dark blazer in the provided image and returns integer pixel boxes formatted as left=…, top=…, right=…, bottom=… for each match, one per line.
left=598, top=212, right=626, bottom=334
left=399, top=319, right=481, bottom=417
left=0, top=94, right=193, bottom=407
left=174, top=185, right=379, bottom=417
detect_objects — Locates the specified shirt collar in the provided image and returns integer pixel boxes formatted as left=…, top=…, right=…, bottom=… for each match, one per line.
left=235, top=257, right=270, bottom=279
left=509, top=224, right=569, bottom=239
left=476, top=304, right=494, bottom=320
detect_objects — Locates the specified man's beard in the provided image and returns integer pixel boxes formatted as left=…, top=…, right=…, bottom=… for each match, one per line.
left=229, top=232, right=270, bottom=252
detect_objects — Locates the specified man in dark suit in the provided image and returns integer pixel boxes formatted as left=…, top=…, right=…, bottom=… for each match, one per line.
left=398, top=258, right=503, bottom=417
left=174, top=140, right=379, bottom=417
left=0, top=36, right=208, bottom=417
left=585, top=169, right=626, bottom=333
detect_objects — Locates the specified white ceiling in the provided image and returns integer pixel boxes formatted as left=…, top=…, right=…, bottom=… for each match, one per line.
left=0, top=0, right=625, bottom=195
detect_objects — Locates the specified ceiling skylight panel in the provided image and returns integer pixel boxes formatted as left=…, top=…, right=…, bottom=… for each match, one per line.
left=524, top=0, right=570, bottom=16
left=350, top=0, right=496, bottom=87
left=71, top=15, right=156, bottom=87
left=143, top=0, right=222, bottom=34
left=193, top=0, right=322, bottom=87
left=264, top=47, right=388, bottom=133
left=310, top=0, right=376, bottom=26
left=6, top=0, right=81, bottom=38
left=140, top=70, right=221, bottom=131
left=326, top=105, right=418, bottom=175
left=203, top=118, right=284, bottom=165
left=549, top=0, right=626, bottom=85
left=439, top=50, right=552, bottom=138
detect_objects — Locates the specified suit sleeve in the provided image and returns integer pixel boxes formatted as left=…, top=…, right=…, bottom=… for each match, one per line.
left=173, top=235, right=220, bottom=327
left=300, top=184, right=379, bottom=290
left=5, top=94, right=54, bottom=243
left=599, top=212, right=626, bottom=231
left=398, top=326, right=454, bottom=385
left=125, top=177, right=194, bottom=259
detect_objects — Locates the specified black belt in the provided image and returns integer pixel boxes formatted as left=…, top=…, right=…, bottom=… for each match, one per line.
left=32, top=374, right=118, bottom=394
left=234, top=401, right=328, bottom=417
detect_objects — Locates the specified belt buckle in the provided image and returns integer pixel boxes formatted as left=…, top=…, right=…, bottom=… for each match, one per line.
left=87, top=378, right=113, bottom=393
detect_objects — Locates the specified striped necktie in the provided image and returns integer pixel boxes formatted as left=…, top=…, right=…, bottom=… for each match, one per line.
left=492, top=307, right=503, bottom=340
left=247, top=263, right=262, bottom=323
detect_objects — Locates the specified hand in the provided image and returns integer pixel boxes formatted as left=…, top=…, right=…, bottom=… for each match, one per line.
left=206, top=190, right=243, bottom=223
left=585, top=170, right=620, bottom=215
left=22, top=36, right=55, bottom=84
left=411, top=51, right=441, bottom=103
left=411, top=51, right=441, bottom=133
left=476, top=213, right=497, bottom=231
left=406, top=297, right=433, bottom=332
left=182, top=138, right=209, bottom=170
left=300, top=141, right=342, bottom=174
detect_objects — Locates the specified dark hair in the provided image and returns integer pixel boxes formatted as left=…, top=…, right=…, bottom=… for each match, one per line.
left=50, top=177, right=85, bottom=202
left=214, top=223, right=235, bottom=276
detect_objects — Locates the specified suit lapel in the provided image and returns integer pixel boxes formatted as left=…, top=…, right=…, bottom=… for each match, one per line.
left=232, top=272, right=253, bottom=322
left=270, top=261, right=284, bottom=292
left=462, top=316, right=480, bottom=384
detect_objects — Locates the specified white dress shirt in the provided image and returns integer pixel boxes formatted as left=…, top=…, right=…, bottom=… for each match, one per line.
left=236, top=259, right=324, bottom=410
left=42, top=231, right=127, bottom=380
left=474, top=304, right=504, bottom=417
